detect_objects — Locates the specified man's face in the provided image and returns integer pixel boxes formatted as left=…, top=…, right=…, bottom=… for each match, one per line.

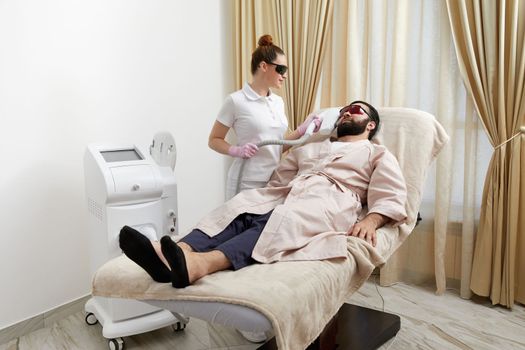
left=336, top=103, right=373, bottom=138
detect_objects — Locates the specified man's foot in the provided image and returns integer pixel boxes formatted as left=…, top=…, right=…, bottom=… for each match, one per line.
left=160, top=236, right=190, bottom=288
left=119, top=226, right=171, bottom=283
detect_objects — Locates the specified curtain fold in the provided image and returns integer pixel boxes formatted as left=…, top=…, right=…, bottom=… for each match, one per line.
left=233, top=0, right=276, bottom=90
left=231, top=0, right=513, bottom=304
left=233, top=0, right=334, bottom=127
left=461, top=97, right=479, bottom=300
left=446, top=0, right=525, bottom=307
left=272, top=0, right=334, bottom=127
left=320, top=0, right=486, bottom=296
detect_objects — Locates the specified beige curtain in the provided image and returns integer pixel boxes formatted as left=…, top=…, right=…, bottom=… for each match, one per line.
left=320, top=0, right=490, bottom=298
left=233, top=0, right=334, bottom=127
left=233, top=1, right=275, bottom=89
left=446, top=0, right=525, bottom=308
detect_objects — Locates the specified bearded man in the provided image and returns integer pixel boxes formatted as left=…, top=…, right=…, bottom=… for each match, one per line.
left=119, top=101, right=408, bottom=289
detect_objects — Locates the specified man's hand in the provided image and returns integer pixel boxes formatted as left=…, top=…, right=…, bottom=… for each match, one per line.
left=347, top=213, right=389, bottom=247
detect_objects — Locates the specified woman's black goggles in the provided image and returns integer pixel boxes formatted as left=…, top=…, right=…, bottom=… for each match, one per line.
left=265, top=61, right=288, bottom=76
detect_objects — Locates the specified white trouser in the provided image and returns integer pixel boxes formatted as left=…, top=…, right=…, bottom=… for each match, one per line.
left=225, top=177, right=267, bottom=201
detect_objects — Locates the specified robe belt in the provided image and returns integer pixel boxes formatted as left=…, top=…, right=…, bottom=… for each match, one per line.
left=286, top=171, right=360, bottom=200
left=291, top=170, right=347, bottom=193
left=315, top=171, right=362, bottom=201
left=309, top=171, right=341, bottom=192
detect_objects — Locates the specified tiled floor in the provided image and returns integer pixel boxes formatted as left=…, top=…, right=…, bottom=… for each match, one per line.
left=1, top=280, right=524, bottom=349
left=357, top=279, right=525, bottom=350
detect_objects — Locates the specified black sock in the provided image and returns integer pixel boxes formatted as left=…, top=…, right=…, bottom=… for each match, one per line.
left=119, top=226, right=171, bottom=283
left=160, top=236, right=190, bottom=288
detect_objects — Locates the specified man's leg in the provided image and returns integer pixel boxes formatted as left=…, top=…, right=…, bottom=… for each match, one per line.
left=160, top=237, right=231, bottom=288
left=213, top=211, right=272, bottom=270
left=119, top=212, right=271, bottom=285
left=178, top=212, right=259, bottom=253
left=119, top=227, right=232, bottom=286
left=120, top=213, right=253, bottom=281
left=160, top=211, right=273, bottom=287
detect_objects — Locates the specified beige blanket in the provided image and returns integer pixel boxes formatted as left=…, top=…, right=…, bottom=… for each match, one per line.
left=92, top=107, right=448, bottom=350
left=93, top=237, right=384, bottom=349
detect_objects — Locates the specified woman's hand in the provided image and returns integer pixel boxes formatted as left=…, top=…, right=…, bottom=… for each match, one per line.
left=228, top=143, right=259, bottom=158
left=297, top=114, right=323, bottom=136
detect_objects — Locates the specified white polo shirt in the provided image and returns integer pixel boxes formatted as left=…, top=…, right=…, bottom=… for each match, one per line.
left=217, top=83, right=288, bottom=182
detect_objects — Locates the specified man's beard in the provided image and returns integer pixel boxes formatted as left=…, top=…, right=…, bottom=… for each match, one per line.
left=336, top=118, right=369, bottom=138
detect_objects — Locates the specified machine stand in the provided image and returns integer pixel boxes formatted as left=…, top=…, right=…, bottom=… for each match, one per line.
left=84, top=297, right=186, bottom=350
left=257, top=303, right=400, bottom=350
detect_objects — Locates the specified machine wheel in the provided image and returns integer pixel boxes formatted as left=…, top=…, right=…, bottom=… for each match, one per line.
left=85, top=312, right=98, bottom=326
left=108, top=337, right=125, bottom=350
left=172, top=321, right=187, bottom=332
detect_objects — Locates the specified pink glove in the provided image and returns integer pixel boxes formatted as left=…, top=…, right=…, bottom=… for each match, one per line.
left=297, top=114, right=322, bottom=136
left=228, top=143, right=259, bottom=158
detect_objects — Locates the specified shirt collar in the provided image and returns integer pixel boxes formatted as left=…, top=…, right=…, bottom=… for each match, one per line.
left=242, top=82, right=274, bottom=101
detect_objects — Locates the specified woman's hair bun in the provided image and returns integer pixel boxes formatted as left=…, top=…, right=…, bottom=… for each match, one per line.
left=251, top=34, right=284, bottom=74
left=258, top=34, right=273, bottom=47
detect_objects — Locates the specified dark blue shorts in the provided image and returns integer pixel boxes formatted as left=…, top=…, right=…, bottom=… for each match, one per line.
left=179, top=211, right=272, bottom=270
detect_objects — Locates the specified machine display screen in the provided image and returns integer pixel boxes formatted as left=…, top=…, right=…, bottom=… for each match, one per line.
left=100, top=149, right=143, bottom=162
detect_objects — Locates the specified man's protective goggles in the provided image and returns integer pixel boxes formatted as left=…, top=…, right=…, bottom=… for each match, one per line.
left=339, top=104, right=371, bottom=119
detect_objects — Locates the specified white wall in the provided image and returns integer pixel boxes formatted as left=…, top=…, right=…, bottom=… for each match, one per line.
left=0, top=0, right=234, bottom=329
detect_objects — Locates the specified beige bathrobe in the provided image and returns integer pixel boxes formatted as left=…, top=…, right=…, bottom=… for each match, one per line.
left=195, top=138, right=407, bottom=263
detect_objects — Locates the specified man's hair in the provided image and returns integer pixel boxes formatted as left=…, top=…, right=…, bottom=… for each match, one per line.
left=349, top=100, right=380, bottom=140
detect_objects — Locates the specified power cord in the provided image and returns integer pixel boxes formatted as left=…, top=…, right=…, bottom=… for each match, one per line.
left=373, top=274, right=386, bottom=312
left=373, top=274, right=400, bottom=350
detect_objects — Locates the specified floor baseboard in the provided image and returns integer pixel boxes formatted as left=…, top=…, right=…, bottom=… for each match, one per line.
left=0, top=294, right=91, bottom=346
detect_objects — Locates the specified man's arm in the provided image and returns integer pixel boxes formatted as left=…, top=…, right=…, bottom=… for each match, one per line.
left=366, top=150, right=408, bottom=226
left=346, top=213, right=389, bottom=247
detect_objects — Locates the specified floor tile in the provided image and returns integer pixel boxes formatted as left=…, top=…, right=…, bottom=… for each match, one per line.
left=3, top=280, right=525, bottom=350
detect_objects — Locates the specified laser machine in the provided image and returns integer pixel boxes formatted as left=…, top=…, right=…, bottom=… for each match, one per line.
left=83, top=132, right=186, bottom=350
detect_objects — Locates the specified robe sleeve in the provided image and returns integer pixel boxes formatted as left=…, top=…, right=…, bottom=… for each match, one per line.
left=367, top=149, right=407, bottom=225
left=266, top=148, right=299, bottom=188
